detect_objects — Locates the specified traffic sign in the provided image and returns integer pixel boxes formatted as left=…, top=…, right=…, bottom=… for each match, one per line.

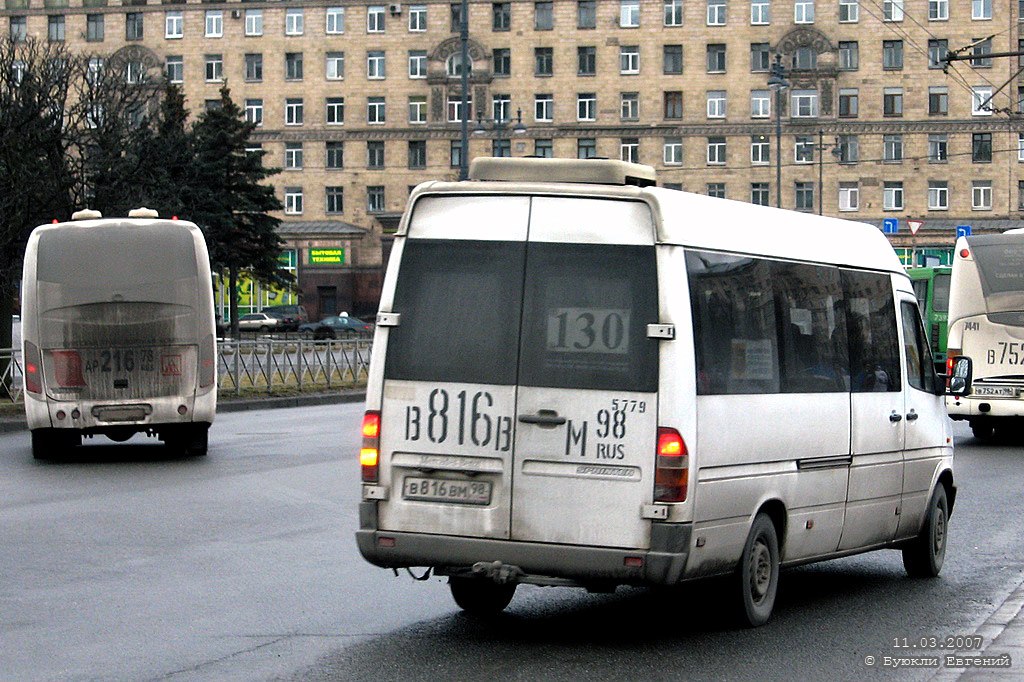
left=956, top=225, right=972, bottom=239
left=882, top=218, right=898, bottom=234
left=907, top=220, right=923, bottom=235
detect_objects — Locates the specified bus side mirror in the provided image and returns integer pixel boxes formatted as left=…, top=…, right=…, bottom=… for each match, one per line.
left=948, top=356, right=973, bottom=397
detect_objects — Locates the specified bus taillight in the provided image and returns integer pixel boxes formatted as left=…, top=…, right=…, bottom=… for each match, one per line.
left=24, top=341, right=42, bottom=394
left=51, top=350, right=86, bottom=388
left=655, top=427, right=688, bottom=503
left=199, top=333, right=216, bottom=388
left=361, top=411, right=381, bottom=482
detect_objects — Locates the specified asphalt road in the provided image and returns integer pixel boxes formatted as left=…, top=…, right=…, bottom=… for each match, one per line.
left=1, top=405, right=1023, bottom=681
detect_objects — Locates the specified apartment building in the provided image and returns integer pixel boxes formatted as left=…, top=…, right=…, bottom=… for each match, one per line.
left=4, top=0, right=1024, bottom=298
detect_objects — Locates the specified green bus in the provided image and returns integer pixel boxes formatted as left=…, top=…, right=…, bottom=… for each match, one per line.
left=907, top=266, right=951, bottom=371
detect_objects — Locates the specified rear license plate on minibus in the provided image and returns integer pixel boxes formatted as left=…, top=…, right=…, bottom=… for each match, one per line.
left=974, top=386, right=1019, bottom=397
left=402, top=477, right=492, bottom=505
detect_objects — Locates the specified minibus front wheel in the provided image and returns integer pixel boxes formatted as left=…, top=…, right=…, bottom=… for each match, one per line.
left=449, top=576, right=516, bottom=615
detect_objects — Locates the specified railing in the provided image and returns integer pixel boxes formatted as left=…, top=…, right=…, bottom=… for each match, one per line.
left=0, top=338, right=372, bottom=405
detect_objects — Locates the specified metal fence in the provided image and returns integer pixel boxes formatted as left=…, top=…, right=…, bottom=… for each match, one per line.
left=0, top=339, right=372, bottom=404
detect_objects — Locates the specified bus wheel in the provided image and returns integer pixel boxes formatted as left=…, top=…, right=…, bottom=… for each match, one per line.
left=971, top=422, right=993, bottom=441
left=733, top=513, right=779, bottom=627
left=31, top=429, right=78, bottom=460
left=902, top=485, right=948, bottom=578
left=449, top=577, right=516, bottom=615
left=186, top=426, right=209, bottom=457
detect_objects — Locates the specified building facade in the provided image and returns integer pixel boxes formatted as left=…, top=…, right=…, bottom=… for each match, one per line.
left=5, top=0, right=1024, bottom=291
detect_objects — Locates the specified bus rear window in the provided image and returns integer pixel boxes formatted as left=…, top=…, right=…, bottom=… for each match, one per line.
left=967, top=235, right=1024, bottom=305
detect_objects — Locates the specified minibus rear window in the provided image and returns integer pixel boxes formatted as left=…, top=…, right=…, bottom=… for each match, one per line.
left=385, top=239, right=526, bottom=385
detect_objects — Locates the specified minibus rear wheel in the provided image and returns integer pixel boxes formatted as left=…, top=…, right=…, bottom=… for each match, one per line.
left=902, top=485, right=948, bottom=578
left=733, top=513, right=779, bottom=627
left=449, top=577, right=516, bottom=615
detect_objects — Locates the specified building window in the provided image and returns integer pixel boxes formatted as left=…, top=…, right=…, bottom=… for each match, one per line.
left=751, top=183, right=770, bottom=206
left=883, top=40, right=903, bottom=69
left=578, top=138, right=597, bottom=159
left=883, top=88, right=903, bottom=116
left=751, top=90, right=771, bottom=118
left=751, top=43, right=771, bottom=72
left=883, top=0, right=904, bottom=21
left=620, top=138, right=639, bottom=163
left=284, top=188, right=303, bottom=215
left=839, top=182, right=859, bottom=211
left=368, top=186, right=385, bottom=212
left=707, top=90, right=726, bottom=118
left=326, top=7, right=344, bottom=34
left=285, top=143, right=303, bottom=170
left=285, top=98, right=304, bottom=125
left=326, top=141, right=344, bottom=170
left=448, top=94, right=473, bottom=122
left=838, top=41, right=859, bottom=70
left=707, top=136, right=726, bottom=164
left=664, top=91, right=683, bottom=119
left=794, top=0, right=814, bottom=24
left=205, top=54, right=223, bottom=82
left=794, top=136, right=814, bottom=163
left=409, top=50, right=427, bottom=78
left=245, top=53, right=263, bottom=82
left=409, top=4, right=427, bottom=31
left=577, top=93, right=596, bottom=121
left=791, top=90, right=818, bottom=117
left=929, top=134, right=948, bottom=163
left=883, top=134, right=903, bottom=162
left=165, top=55, right=183, bottom=83
left=972, top=39, right=992, bottom=68
left=285, top=53, right=303, bottom=81
left=578, top=46, right=596, bottom=76
left=883, top=182, right=904, bottom=210
left=708, top=0, right=727, bottom=26
left=326, top=187, right=344, bottom=214
left=707, top=183, right=726, bottom=199
left=535, top=139, right=553, bottom=157
left=972, top=181, right=992, bottom=210
left=326, top=97, right=345, bottom=125
left=535, top=93, right=553, bottom=122
left=1019, top=180, right=1024, bottom=210
left=665, top=0, right=684, bottom=26
left=244, top=98, right=263, bottom=125
left=972, top=0, right=991, bottom=21
left=493, top=49, right=510, bottom=77
left=368, top=5, right=386, bottom=32
left=205, top=10, right=222, bottom=38
left=166, top=11, right=183, bottom=39
left=795, top=182, right=814, bottom=211
left=928, top=39, right=948, bottom=69
left=286, top=8, right=304, bottom=36
left=9, top=16, right=26, bottom=42
left=368, top=97, right=386, bottom=124
left=664, top=137, right=683, bottom=165
left=578, top=0, right=597, bottom=29
left=973, top=133, right=992, bottom=162
left=536, top=1, right=554, bottom=30
left=837, top=135, right=859, bottom=163
left=493, top=2, right=511, bottom=31
left=326, top=52, right=345, bottom=80
left=535, top=47, right=553, bottom=76
left=840, top=0, right=858, bottom=22
left=751, top=135, right=770, bottom=165
left=838, top=88, right=858, bottom=117
left=450, top=141, right=462, bottom=168
left=1019, top=133, right=1024, bottom=162
left=664, top=44, right=683, bottom=74
left=367, top=51, right=385, bottom=79
left=972, top=86, right=993, bottom=115
left=707, top=44, right=726, bottom=73
left=48, top=15, right=65, bottom=43
left=929, top=0, right=948, bottom=20
left=126, top=13, right=143, bottom=41
left=790, top=47, right=815, bottom=70
left=621, top=46, right=640, bottom=74
left=367, top=141, right=385, bottom=169
left=490, top=92, right=509, bottom=121
left=928, top=182, right=948, bottom=210
left=929, top=86, right=948, bottom=115
left=620, top=0, right=640, bottom=27
left=751, top=0, right=770, bottom=25
left=621, top=92, right=639, bottom=120
left=409, top=96, right=427, bottom=124
left=86, top=14, right=104, bottom=42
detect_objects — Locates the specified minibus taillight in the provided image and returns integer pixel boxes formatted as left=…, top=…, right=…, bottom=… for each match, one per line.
left=361, top=411, right=381, bottom=482
left=24, top=341, right=42, bottom=395
left=655, top=427, right=688, bottom=503
left=51, top=350, right=86, bottom=388
left=199, top=333, right=216, bottom=388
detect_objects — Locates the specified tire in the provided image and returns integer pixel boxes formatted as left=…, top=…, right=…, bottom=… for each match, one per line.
left=259, top=325, right=269, bottom=332
left=185, top=425, right=209, bottom=457
left=31, top=429, right=79, bottom=460
left=449, top=577, right=516, bottom=615
left=971, top=422, right=993, bottom=441
left=733, top=513, right=780, bottom=627
left=902, top=485, right=949, bottom=578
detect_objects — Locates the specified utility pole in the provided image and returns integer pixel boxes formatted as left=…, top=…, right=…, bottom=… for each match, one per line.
left=768, top=54, right=789, bottom=209
left=458, top=0, right=469, bottom=181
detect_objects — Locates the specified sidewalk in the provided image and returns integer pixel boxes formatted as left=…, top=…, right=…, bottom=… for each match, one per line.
left=0, top=389, right=366, bottom=434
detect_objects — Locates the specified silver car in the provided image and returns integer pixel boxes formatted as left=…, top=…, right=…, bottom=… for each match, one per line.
left=237, top=312, right=281, bottom=332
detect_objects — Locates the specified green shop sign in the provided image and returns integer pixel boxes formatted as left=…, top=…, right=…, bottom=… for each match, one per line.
left=308, top=248, right=345, bottom=265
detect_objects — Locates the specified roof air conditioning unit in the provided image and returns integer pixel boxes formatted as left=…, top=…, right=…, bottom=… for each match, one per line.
left=389, top=3, right=402, bottom=15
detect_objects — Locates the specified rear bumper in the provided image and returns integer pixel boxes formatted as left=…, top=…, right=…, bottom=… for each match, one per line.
left=355, top=501, right=691, bottom=586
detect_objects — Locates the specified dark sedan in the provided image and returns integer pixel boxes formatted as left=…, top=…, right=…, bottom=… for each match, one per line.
left=298, top=315, right=374, bottom=339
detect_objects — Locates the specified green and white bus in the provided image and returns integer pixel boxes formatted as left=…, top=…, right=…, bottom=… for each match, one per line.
left=908, top=266, right=951, bottom=372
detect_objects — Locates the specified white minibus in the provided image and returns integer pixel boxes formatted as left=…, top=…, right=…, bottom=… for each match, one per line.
left=356, top=158, right=955, bottom=626
left=22, top=209, right=216, bottom=459
left=947, top=231, right=1024, bottom=440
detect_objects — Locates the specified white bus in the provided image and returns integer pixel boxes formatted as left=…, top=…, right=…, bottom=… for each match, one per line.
left=21, top=209, right=216, bottom=459
left=947, top=231, right=1024, bottom=440
left=356, top=158, right=955, bottom=626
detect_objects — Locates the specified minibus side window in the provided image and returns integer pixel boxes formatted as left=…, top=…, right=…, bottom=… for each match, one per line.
left=842, top=270, right=901, bottom=393
left=901, top=301, right=931, bottom=392
left=385, top=239, right=525, bottom=385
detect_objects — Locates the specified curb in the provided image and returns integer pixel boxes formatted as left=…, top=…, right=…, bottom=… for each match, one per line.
left=0, top=390, right=366, bottom=434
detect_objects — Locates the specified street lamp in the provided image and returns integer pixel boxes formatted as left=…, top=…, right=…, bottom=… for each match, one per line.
left=474, top=107, right=526, bottom=157
left=767, top=53, right=789, bottom=209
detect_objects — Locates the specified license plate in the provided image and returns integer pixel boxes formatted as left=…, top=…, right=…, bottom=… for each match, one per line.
left=974, top=386, right=1019, bottom=397
left=402, top=477, right=492, bottom=505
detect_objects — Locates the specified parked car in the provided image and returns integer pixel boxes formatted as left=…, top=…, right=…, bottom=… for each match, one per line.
left=237, top=312, right=281, bottom=332
left=262, top=304, right=308, bottom=331
left=298, top=315, right=374, bottom=339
